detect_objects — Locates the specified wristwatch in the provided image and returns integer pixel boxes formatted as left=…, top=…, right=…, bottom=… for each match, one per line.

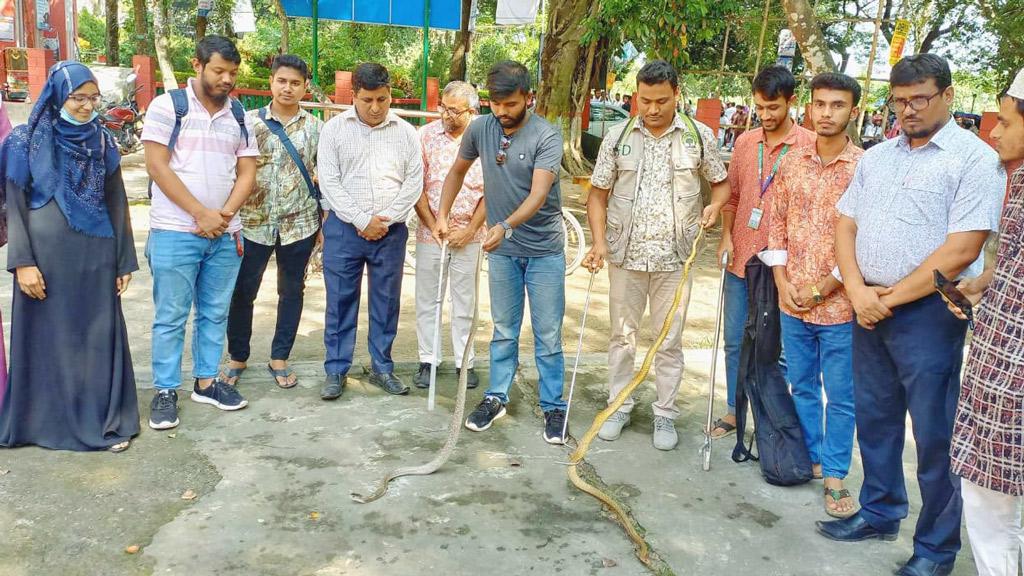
left=810, top=285, right=824, bottom=304
left=500, top=220, right=513, bottom=239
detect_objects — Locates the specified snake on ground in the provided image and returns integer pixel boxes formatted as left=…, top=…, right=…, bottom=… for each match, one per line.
left=567, top=226, right=706, bottom=569
left=350, top=246, right=484, bottom=504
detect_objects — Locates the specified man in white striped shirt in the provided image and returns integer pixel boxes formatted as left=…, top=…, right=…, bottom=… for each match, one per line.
left=317, top=63, right=424, bottom=399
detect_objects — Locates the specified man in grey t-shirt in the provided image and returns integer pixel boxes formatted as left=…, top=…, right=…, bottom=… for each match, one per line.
left=436, top=60, right=568, bottom=445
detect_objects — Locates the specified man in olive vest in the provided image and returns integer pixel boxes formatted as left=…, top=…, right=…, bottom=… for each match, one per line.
left=583, top=60, right=730, bottom=450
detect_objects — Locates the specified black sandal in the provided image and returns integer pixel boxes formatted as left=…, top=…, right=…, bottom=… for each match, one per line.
left=267, top=364, right=298, bottom=389
left=709, top=418, right=736, bottom=439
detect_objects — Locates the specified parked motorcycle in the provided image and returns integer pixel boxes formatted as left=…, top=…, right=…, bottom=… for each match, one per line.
left=101, top=76, right=144, bottom=155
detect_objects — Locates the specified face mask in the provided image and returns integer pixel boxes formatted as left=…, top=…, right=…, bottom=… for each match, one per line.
left=60, top=108, right=99, bottom=125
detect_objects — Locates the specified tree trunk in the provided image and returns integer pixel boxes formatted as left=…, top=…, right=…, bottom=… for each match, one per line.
left=133, top=0, right=149, bottom=55
left=536, top=0, right=601, bottom=177
left=153, top=0, right=178, bottom=90
left=197, top=14, right=208, bottom=41
left=448, top=0, right=472, bottom=82
left=105, top=0, right=119, bottom=66
left=273, top=0, right=289, bottom=52
left=781, top=0, right=837, bottom=74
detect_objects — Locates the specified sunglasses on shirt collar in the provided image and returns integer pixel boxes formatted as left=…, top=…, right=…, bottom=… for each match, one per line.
left=496, top=134, right=512, bottom=166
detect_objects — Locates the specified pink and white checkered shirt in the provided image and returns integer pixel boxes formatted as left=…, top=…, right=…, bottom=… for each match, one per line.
left=417, top=119, right=485, bottom=244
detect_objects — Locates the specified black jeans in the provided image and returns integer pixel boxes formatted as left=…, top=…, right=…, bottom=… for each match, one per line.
left=227, top=234, right=316, bottom=362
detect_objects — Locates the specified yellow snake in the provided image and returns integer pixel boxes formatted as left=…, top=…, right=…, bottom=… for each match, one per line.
left=568, top=226, right=706, bottom=568
left=351, top=247, right=484, bottom=503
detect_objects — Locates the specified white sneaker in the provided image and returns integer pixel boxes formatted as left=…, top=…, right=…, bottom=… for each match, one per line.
left=653, top=416, right=678, bottom=451
left=598, top=411, right=631, bottom=441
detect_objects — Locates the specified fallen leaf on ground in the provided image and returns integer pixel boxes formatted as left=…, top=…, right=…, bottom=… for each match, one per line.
left=167, top=433, right=177, bottom=439
left=309, top=512, right=320, bottom=520
left=0, top=469, right=9, bottom=476
left=124, top=545, right=140, bottom=554
left=180, top=489, right=197, bottom=501
left=602, top=558, right=617, bottom=568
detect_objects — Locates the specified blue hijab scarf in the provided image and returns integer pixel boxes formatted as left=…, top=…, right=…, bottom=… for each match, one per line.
left=0, top=61, right=120, bottom=238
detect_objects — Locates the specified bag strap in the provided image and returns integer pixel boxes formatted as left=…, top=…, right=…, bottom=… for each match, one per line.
left=258, top=108, right=320, bottom=201
left=231, top=98, right=249, bottom=147
left=680, top=113, right=705, bottom=162
left=612, top=114, right=639, bottom=156
left=166, top=89, right=189, bottom=150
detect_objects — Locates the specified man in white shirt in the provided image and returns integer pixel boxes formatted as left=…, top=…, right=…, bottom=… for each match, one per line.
left=316, top=63, right=424, bottom=400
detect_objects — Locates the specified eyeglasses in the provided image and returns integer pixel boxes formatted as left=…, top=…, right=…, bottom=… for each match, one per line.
left=496, top=134, right=512, bottom=166
left=886, top=90, right=944, bottom=113
left=67, top=94, right=103, bottom=107
left=439, top=104, right=471, bottom=117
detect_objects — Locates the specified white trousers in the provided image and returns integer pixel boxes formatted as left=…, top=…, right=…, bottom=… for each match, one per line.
left=963, top=477, right=1024, bottom=576
left=415, top=241, right=480, bottom=368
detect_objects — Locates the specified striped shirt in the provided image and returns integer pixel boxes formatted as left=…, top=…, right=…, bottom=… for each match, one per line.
left=317, top=108, right=423, bottom=231
left=140, top=78, right=259, bottom=233
left=836, top=118, right=1004, bottom=286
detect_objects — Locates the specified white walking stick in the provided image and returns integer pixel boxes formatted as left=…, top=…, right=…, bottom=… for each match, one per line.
left=562, top=270, right=598, bottom=441
left=427, top=241, right=450, bottom=412
left=700, top=252, right=730, bottom=471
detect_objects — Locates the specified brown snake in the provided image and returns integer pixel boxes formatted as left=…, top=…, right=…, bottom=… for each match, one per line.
left=351, top=247, right=484, bottom=504
left=567, top=226, right=706, bottom=568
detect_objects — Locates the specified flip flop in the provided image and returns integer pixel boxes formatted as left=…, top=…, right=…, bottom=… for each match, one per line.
left=709, top=418, right=736, bottom=439
left=267, top=364, right=298, bottom=389
left=824, top=486, right=857, bottom=518
left=220, top=366, right=246, bottom=386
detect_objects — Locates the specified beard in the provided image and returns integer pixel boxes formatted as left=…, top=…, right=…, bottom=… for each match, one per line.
left=443, top=118, right=467, bottom=134
left=201, top=76, right=232, bottom=105
left=903, top=118, right=946, bottom=140
left=497, top=106, right=528, bottom=128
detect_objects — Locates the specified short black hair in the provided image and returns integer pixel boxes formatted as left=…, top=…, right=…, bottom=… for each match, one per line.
left=999, top=92, right=1024, bottom=120
left=271, top=54, right=309, bottom=79
left=623, top=94, right=632, bottom=101
left=810, top=72, right=862, bottom=106
left=752, top=66, right=796, bottom=101
left=636, top=59, right=678, bottom=90
left=196, top=35, right=241, bottom=66
left=353, top=63, right=390, bottom=93
left=890, top=53, right=952, bottom=90
left=486, top=61, right=531, bottom=100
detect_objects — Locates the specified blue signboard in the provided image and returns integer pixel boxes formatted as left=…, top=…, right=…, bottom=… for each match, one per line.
left=281, top=0, right=463, bottom=30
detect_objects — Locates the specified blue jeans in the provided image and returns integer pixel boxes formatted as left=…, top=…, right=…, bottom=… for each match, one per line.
left=723, top=271, right=747, bottom=414
left=779, top=313, right=855, bottom=479
left=322, top=216, right=407, bottom=375
left=853, top=293, right=966, bottom=565
left=486, top=253, right=566, bottom=412
left=147, top=230, right=242, bottom=390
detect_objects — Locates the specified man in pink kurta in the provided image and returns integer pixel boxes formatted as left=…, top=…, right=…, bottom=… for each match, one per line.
left=412, top=81, right=486, bottom=389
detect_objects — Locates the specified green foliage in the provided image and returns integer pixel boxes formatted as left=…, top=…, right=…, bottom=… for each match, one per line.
left=78, top=8, right=106, bottom=52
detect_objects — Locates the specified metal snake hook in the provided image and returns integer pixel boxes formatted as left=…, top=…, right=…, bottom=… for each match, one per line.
left=563, top=269, right=598, bottom=442
left=700, top=251, right=731, bottom=471
left=427, top=240, right=450, bottom=412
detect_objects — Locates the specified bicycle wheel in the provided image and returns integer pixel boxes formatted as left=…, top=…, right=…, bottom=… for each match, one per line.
left=561, top=208, right=586, bottom=276
left=405, top=215, right=419, bottom=270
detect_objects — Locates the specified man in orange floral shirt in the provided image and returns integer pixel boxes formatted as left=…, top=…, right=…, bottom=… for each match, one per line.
left=711, top=66, right=816, bottom=438
left=763, top=73, right=864, bottom=519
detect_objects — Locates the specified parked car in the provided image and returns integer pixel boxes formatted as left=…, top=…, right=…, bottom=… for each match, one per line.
left=582, top=101, right=630, bottom=160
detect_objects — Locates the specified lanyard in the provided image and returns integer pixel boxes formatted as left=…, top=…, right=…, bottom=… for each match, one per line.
left=758, top=142, right=790, bottom=199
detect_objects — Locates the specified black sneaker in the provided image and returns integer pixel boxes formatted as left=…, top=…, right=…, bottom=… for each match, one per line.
left=458, top=367, right=480, bottom=389
left=191, top=379, right=248, bottom=411
left=465, top=396, right=506, bottom=432
left=149, top=390, right=180, bottom=430
left=544, top=409, right=568, bottom=445
left=413, top=362, right=432, bottom=389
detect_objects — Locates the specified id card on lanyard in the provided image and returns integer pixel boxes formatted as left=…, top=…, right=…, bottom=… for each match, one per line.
left=748, top=142, right=790, bottom=229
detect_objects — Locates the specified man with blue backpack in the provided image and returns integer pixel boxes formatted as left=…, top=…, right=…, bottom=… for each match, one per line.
left=224, top=54, right=322, bottom=391
left=142, top=35, right=258, bottom=430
